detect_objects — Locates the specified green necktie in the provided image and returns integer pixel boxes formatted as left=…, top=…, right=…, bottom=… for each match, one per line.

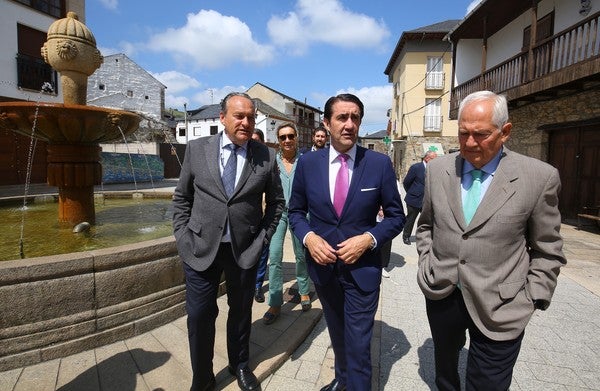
left=464, top=169, right=482, bottom=225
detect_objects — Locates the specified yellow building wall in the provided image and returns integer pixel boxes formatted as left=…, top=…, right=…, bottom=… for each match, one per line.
left=390, top=51, right=457, bottom=139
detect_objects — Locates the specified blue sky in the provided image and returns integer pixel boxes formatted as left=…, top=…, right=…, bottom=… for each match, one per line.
left=86, top=0, right=482, bottom=134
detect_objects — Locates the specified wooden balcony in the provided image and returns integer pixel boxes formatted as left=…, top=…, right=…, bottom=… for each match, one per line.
left=450, top=11, right=600, bottom=118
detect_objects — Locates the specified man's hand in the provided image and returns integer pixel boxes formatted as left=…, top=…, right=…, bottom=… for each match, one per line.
left=305, top=232, right=337, bottom=265
left=336, top=233, right=373, bottom=265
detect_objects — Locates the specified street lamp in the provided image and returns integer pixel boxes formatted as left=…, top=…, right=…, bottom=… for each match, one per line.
left=184, top=102, right=188, bottom=144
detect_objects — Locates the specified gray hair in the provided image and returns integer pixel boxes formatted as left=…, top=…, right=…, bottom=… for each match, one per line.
left=220, top=92, right=256, bottom=114
left=457, top=90, right=509, bottom=130
left=423, top=150, right=436, bottom=160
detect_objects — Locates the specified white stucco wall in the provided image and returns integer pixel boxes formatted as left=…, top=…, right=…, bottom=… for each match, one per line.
left=174, top=112, right=281, bottom=144
left=454, top=0, right=596, bottom=84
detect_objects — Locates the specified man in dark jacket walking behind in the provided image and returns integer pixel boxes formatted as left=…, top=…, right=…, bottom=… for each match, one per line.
left=402, top=150, right=437, bottom=244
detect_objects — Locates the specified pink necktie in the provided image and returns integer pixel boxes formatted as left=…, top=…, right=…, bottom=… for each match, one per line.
left=333, top=154, right=349, bottom=217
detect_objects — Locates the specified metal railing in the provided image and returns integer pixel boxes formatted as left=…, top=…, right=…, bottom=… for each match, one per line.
left=425, top=72, right=445, bottom=90
left=16, top=53, right=58, bottom=93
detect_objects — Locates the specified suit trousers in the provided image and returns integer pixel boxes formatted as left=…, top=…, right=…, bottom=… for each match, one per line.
left=183, top=243, right=257, bottom=391
left=425, top=289, right=524, bottom=391
left=402, top=204, right=421, bottom=240
left=255, top=245, right=269, bottom=289
left=316, top=260, right=380, bottom=391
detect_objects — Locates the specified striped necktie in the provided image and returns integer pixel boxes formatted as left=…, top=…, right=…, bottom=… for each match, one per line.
left=222, top=144, right=238, bottom=198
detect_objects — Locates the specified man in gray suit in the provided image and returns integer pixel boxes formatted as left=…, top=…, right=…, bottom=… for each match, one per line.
left=417, top=90, right=566, bottom=391
left=173, top=92, right=284, bottom=391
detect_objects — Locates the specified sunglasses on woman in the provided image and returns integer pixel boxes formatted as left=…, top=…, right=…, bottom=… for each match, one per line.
left=278, top=134, right=296, bottom=141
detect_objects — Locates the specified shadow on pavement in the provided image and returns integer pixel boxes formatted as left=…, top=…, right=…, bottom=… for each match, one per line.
left=57, top=349, right=170, bottom=391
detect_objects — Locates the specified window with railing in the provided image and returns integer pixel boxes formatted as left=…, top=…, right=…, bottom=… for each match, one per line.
left=423, top=98, right=442, bottom=131
left=17, top=23, right=57, bottom=93
left=16, top=53, right=57, bottom=92
left=13, top=0, right=64, bottom=18
left=426, top=57, right=444, bottom=90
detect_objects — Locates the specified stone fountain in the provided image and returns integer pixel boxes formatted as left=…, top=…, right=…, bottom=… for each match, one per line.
left=0, top=12, right=140, bottom=225
left=0, top=13, right=185, bottom=373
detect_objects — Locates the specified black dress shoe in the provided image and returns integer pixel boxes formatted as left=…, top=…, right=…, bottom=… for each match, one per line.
left=254, top=288, right=265, bottom=303
left=228, top=366, right=261, bottom=391
left=320, top=378, right=346, bottom=391
left=402, top=236, right=411, bottom=245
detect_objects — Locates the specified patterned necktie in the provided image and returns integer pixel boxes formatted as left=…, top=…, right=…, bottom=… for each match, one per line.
left=464, top=169, right=482, bottom=224
left=333, top=153, right=349, bottom=217
left=222, top=144, right=238, bottom=198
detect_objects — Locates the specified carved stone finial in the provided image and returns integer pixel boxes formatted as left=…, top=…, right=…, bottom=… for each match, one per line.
left=41, top=11, right=104, bottom=105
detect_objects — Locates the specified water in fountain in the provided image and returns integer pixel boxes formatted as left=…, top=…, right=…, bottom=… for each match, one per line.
left=163, top=129, right=184, bottom=168
left=17, top=82, right=56, bottom=258
left=0, top=197, right=174, bottom=261
left=115, top=125, right=138, bottom=191
left=132, top=130, right=156, bottom=191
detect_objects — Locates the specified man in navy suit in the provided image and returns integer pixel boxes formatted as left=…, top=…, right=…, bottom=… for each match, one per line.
left=289, top=94, right=405, bottom=391
left=402, top=151, right=437, bottom=244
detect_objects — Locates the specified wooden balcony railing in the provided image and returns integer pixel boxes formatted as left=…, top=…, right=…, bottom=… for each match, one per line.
left=450, top=11, right=600, bottom=114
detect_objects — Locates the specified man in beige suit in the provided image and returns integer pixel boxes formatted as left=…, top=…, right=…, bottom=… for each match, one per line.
left=416, top=90, right=566, bottom=391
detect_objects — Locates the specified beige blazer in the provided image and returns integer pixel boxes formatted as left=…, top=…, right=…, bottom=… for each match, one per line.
left=416, top=148, right=566, bottom=340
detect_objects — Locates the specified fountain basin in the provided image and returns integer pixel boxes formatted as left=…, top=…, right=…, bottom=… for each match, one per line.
left=0, top=235, right=184, bottom=372
left=0, top=190, right=213, bottom=372
left=0, top=102, right=140, bottom=143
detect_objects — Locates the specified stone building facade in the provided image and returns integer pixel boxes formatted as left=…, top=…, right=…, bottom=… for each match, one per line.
left=507, top=89, right=600, bottom=161
left=87, top=53, right=166, bottom=120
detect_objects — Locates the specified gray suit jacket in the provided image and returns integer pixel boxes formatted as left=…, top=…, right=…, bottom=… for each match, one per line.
left=416, top=148, right=566, bottom=340
left=172, top=133, right=284, bottom=271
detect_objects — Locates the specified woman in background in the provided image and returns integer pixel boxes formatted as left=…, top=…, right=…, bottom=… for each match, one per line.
left=263, top=123, right=311, bottom=324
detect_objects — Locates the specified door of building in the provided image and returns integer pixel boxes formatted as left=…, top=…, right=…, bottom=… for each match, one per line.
left=0, top=130, right=47, bottom=187
left=547, top=122, right=600, bottom=221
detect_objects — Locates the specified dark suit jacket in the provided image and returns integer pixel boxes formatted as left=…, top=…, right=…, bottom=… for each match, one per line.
left=172, top=133, right=285, bottom=271
left=289, top=146, right=405, bottom=292
left=403, top=161, right=426, bottom=209
left=416, top=148, right=566, bottom=340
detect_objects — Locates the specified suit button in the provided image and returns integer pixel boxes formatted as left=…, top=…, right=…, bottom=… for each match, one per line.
left=462, top=234, right=468, bottom=240
left=459, top=260, right=466, bottom=264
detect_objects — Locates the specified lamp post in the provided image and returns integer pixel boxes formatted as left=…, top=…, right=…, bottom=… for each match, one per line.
left=184, top=102, right=188, bottom=144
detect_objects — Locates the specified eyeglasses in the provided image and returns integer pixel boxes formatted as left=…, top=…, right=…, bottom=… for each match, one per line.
left=278, top=134, right=296, bottom=141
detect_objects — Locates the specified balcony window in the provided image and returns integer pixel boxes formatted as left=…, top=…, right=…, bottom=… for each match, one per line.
left=426, top=56, right=444, bottom=90
left=424, top=98, right=442, bottom=131
left=16, top=24, right=57, bottom=93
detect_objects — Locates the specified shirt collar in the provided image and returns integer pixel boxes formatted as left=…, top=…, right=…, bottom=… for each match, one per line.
left=329, top=144, right=357, bottom=164
left=462, top=147, right=503, bottom=176
left=221, top=132, right=248, bottom=151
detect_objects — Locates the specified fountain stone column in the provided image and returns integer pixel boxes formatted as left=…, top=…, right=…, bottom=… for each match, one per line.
left=46, top=144, right=101, bottom=224
left=40, top=12, right=109, bottom=225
